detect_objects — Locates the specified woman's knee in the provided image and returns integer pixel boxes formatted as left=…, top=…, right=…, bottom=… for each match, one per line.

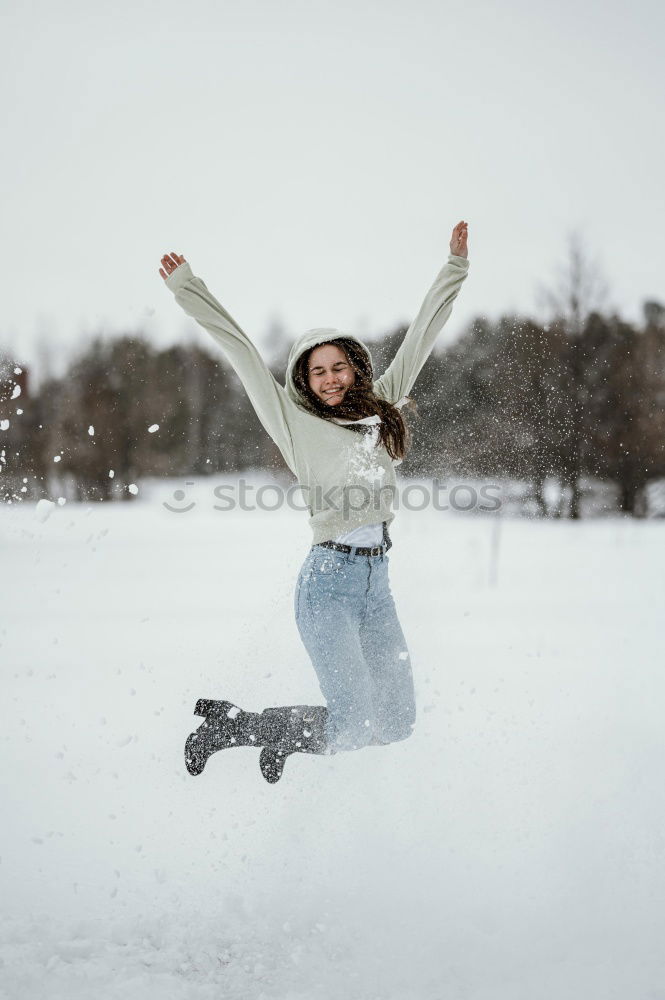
left=326, top=714, right=376, bottom=753
left=374, top=706, right=416, bottom=745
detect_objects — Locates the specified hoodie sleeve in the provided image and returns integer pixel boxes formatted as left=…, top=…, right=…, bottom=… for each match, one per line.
left=372, top=254, right=470, bottom=404
left=164, top=262, right=297, bottom=474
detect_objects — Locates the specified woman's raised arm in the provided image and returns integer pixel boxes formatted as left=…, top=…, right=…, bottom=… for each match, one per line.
left=372, top=222, right=470, bottom=405
left=159, top=253, right=298, bottom=474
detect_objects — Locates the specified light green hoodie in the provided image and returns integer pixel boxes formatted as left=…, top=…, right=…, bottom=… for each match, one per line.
left=164, top=254, right=470, bottom=544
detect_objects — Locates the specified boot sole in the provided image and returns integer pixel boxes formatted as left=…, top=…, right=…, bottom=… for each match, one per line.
left=185, top=731, right=208, bottom=776
left=259, top=747, right=288, bottom=784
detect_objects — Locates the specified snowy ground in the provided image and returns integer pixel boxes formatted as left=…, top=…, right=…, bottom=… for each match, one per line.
left=1, top=475, right=664, bottom=1000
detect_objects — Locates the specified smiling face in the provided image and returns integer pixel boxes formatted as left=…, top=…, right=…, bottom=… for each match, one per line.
left=307, top=342, right=356, bottom=406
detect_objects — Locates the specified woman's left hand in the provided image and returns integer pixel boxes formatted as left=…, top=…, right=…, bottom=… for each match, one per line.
left=449, top=221, right=469, bottom=258
left=159, top=252, right=187, bottom=280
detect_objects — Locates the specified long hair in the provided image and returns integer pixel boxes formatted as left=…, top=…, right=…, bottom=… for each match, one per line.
left=292, top=337, right=416, bottom=462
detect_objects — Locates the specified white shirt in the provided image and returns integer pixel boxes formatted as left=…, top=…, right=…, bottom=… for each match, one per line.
left=333, top=522, right=385, bottom=547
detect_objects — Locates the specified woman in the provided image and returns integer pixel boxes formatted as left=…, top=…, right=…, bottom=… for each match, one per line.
left=159, top=221, right=470, bottom=784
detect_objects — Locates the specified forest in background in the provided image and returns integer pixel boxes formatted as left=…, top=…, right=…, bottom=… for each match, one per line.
left=2, top=239, right=664, bottom=518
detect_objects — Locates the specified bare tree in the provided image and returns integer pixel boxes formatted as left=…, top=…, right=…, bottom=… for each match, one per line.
left=536, top=230, right=610, bottom=517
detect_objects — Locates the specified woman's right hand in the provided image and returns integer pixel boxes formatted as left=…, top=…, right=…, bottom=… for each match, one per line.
left=449, top=222, right=468, bottom=258
left=159, top=252, right=187, bottom=280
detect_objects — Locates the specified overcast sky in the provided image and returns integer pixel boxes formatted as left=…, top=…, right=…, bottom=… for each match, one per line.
left=2, top=0, right=663, bottom=384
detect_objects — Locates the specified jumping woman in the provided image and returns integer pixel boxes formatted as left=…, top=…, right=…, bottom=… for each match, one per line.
left=159, top=221, right=470, bottom=783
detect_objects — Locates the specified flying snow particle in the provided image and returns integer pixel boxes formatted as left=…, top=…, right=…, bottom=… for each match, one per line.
left=88, top=425, right=95, bottom=436
left=35, top=499, right=55, bottom=522
left=57, top=498, right=66, bottom=506
left=108, top=470, right=114, bottom=479
left=0, top=420, right=9, bottom=431
left=14, top=367, right=22, bottom=374
left=16, top=408, right=23, bottom=415
left=53, top=455, right=61, bottom=463
left=11, top=385, right=21, bottom=399
left=128, top=484, right=138, bottom=495
left=148, top=424, right=159, bottom=433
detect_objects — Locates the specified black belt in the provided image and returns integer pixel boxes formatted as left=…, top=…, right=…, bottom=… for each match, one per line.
left=315, top=520, right=392, bottom=556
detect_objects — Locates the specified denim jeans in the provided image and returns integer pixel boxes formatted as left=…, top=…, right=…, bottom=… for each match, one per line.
left=294, top=545, right=416, bottom=753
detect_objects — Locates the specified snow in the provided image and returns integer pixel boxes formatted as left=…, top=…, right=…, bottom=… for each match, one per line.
left=346, top=426, right=387, bottom=487
left=1, top=478, right=664, bottom=999
left=34, top=498, right=56, bottom=522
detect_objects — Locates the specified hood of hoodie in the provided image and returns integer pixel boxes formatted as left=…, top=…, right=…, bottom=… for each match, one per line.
left=284, top=328, right=375, bottom=416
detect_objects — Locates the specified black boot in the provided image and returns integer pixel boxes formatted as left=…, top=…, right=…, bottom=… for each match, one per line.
left=185, top=698, right=265, bottom=776
left=258, top=705, right=329, bottom=784
left=185, top=699, right=329, bottom=782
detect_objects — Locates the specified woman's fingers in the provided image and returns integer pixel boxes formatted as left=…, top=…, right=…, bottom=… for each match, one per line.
left=449, top=221, right=469, bottom=258
left=159, top=255, right=173, bottom=281
left=159, top=252, right=187, bottom=280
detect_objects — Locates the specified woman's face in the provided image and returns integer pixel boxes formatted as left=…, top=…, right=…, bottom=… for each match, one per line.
left=307, top=343, right=356, bottom=406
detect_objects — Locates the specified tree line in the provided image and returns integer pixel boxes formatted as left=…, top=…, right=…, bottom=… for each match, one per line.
left=1, top=239, right=664, bottom=517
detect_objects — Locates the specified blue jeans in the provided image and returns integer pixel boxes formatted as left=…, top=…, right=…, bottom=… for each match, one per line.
left=294, top=545, right=416, bottom=753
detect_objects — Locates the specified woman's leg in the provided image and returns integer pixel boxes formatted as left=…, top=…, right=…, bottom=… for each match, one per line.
left=295, top=549, right=378, bottom=753
left=359, top=555, right=416, bottom=745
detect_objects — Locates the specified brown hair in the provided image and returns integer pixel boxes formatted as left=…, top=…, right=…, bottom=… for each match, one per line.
left=292, top=337, right=415, bottom=462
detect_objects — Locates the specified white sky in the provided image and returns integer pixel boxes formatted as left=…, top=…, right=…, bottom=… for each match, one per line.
left=2, top=0, right=663, bottom=383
